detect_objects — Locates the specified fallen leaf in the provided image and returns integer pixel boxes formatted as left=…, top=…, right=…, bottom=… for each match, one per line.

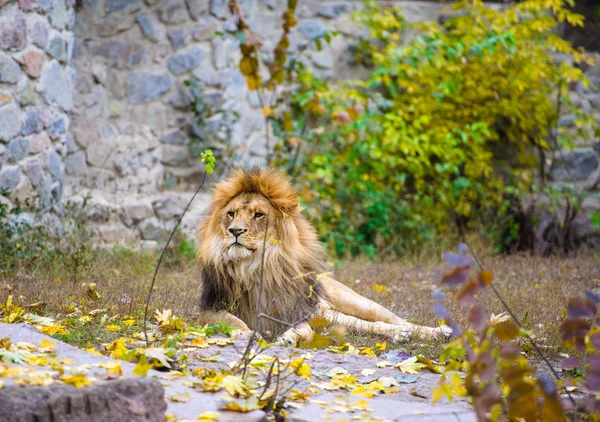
left=170, top=391, right=191, bottom=403
left=396, top=357, right=426, bottom=374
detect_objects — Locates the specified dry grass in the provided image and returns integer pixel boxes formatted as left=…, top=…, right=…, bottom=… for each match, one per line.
left=1, top=243, right=599, bottom=358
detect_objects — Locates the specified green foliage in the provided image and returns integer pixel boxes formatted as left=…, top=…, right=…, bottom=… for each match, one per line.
left=274, top=0, right=595, bottom=257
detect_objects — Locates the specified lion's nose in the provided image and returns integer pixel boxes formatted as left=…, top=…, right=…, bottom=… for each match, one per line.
left=229, top=227, right=247, bottom=237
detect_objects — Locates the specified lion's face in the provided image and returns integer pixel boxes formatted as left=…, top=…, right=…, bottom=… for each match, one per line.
left=219, top=193, right=277, bottom=262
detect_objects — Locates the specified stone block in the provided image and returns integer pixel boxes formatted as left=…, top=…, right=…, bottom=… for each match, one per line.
left=0, top=53, right=21, bottom=84
left=161, top=130, right=187, bottom=144
left=106, top=0, right=142, bottom=14
left=298, top=19, right=328, bottom=39
left=88, top=40, right=146, bottom=69
left=28, top=132, right=51, bottom=154
left=65, top=150, right=87, bottom=176
left=8, top=138, right=29, bottom=163
left=186, top=0, right=209, bottom=20
left=30, top=17, right=49, bottom=49
left=137, top=14, right=163, bottom=43
left=49, top=0, right=70, bottom=30
left=139, top=217, right=174, bottom=240
left=153, top=195, right=189, bottom=219
left=0, top=103, right=21, bottom=142
left=0, top=166, right=21, bottom=193
left=49, top=150, right=62, bottom=180
left=96, top=14, right=135, bottom=38
left=15, top=49, right=45, bottom=78
left=123, top=199, right=153, bottom=224
left=0, top=12, right=27, bottom=51
left=40, top=60, right=75, bottom=111
left=161, top=144, right=189, bottom=165
left=210, top=0, right=227, bottom=19
left=20, top=108, right=43, bottom=136
left=23, top=157, right=43, bottom=186
left=0, top=378, right=166, bottom=422
left=127, top=72, right=173, bottom=104
left=158, top=0, right=191, bottom=24
left=551, top=148, right=600, bottom=182
left=167, top=48, right=205, bottom=75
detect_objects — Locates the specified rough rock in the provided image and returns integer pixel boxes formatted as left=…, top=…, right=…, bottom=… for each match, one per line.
left=136, top=14, right=162, bottom=43
left=210, top=0, right=228, bottom=19
left=49, top=150, right=62, bottom=180
left=161, top=144, right=189, bottom=165
left=0, top=53, right=21, bottom=84
left=160, top=130, right=187, bottom=144
left=167, top=28, right=190, bottom=50
left=40, top=60, right=75, bottom=111
left=123, top=199, right=153, bottom=224
left=0, top=378, right=166, bottom=422
left=8, top=138, right=29, bottom=162
left=0, top=166, right=21, bottom=193
left=127, top=72, right=173, bottom=104
left=0, top=103, right=21, bottom=141
left=167, top=48, right=205, bottom=74
left=298, top=19, right=328, bottom=39
left=23, top=157, right=43, bottom=186
left=158, top=0, right=191, bottom=24
left=186, top=0, right=209, bottom=20
left=65, top=151, right=87, bottom=176
left=20, top=108, right=43, bottom=136
left=30, top=18, right=49, bottom=49
left=0, top=13, right=27, bottom=51
left=15, top=50, right=45, bottom=78
left=29, top=132, right=51, bottom=154
left=106, top=0, right=142, bottom=14
left=551, top=148, right=600, bottom=182
left=49, top=0, right=70, bottom=30
left=139, top=217, right=173, bottom=240
left=96, top=14, right=135, bottom=38
left=0, top=145, right=5, bottom=171
left=153, top=195, right=189, bottom=219
left=318, top=4, right=349, bottom=18
left=88, top=40, right=146, bottom=69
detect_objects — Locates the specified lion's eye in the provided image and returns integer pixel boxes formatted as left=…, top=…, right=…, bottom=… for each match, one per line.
left=227, top=211, right=235, bottom=218
left=254, top=212, right=265, bottom=219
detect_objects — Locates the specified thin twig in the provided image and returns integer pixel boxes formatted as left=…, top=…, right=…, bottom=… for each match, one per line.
left=465, top=242, right=576, bottom=406
left=143, top=171, right=208, bottom=346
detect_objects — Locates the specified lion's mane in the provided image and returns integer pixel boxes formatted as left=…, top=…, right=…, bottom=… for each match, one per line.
left=196, top=168, right=326, bottom=337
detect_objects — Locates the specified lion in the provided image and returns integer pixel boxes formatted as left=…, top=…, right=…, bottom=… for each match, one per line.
left=196, top=168, right=452, bottom=345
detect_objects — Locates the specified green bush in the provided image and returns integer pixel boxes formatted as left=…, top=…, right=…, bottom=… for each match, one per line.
left=273, top=0, right=596, bottom=257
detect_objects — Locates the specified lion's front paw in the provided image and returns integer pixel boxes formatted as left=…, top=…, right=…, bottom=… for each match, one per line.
left=233, top=329, right=263, bottom=341
left=437, top=325, right=453, bottom=338
left=273, top=335, right=297, bottom=347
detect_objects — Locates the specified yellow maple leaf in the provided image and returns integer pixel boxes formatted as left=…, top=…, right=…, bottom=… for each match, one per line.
left=189, top=338, right=209, bottom=348
left=373, top=284, right=389, bottom=293
left=221, top=375, right=249, bottom=397
left=99, top=361, right=122, bottom=376
left=197, top=411, right=220, bottom=421
left=262, top=106, right=272, bottom=117
left=169, top=391, right=191, bottom=403
left=38, top=339, right=56, bottom=353
left=133, top=356, right=154, bottom=376
left=106, top=324, right=121, bottom=332
left=106, top=338, right=127, bottom=359
left=395, top=357, right=426, bottom=375
left=220, top=395, right=259, bottom=412
left=375, top=342, right=386, bottom=351
left=60, top=373, right=93, bottom=388
left=0, top=380, right=3, bottom=389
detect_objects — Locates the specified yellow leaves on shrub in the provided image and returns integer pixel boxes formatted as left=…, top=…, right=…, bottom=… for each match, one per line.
left=479, top=270, right=494, bottom=286
left=494, top=320, right=520, bottom=342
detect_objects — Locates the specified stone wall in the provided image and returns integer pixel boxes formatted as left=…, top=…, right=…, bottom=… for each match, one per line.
left=0, top=0, right=76, bottom=210
left=63, top=0, right=451, bottom=243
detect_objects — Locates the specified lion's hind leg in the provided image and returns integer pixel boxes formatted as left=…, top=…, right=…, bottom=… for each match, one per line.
left=322, top=309, right=447, bottom=342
